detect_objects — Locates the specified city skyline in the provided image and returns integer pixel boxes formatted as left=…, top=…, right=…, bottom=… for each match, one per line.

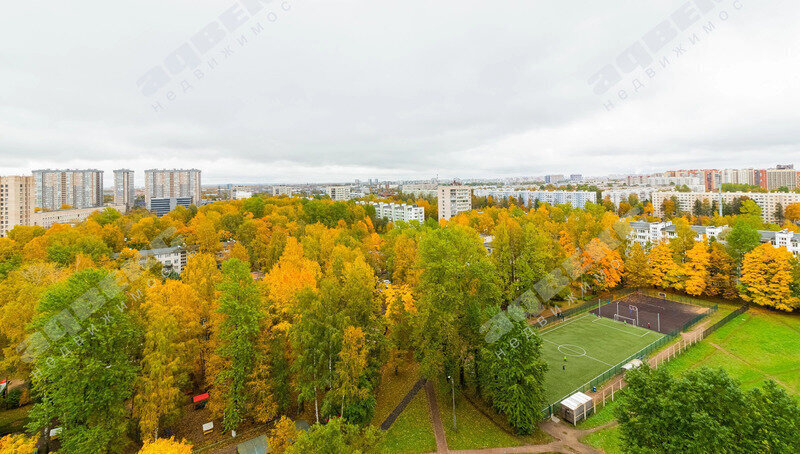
left=2, top=2, right=799, bottom=183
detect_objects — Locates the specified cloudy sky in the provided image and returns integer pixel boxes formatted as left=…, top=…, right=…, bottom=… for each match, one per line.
left=1, top=0, right=798, bottom=185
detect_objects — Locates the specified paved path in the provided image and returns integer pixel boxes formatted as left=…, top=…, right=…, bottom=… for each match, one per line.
left=443, top=419, right=614, bottom=454
left=425, top=381, right=449, bottom=453
left=381, top=378, right=427, bottom=430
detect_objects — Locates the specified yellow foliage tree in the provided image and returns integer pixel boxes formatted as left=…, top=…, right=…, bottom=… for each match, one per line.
left=263, top=237, right=320, bottom=318
left=684, top=242, right=710, bottom=296
left=268, top=415, right=298, bottom=454
left=136, top=281, right=203, bottom=440
left=739, top=243, right=799, bottom=311
left=138, top=437, right=193, bottom=454
left=0, top=433, right=38, bottom=453
left=648, top=242, right=681, bottom=289
left=580, top=238, right=624, bottom=292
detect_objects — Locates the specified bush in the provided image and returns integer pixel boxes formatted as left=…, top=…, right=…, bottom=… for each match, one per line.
left=1, top=388, right=22, bottom=410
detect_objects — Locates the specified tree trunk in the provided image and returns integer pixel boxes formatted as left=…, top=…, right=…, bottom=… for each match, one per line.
left=314, top=387, right=319, bottom=423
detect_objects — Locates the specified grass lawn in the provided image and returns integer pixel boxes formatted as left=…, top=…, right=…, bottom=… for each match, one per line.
left=540, top=313, right=664, bottom=405
left=581, top=425, right=623, bottom=454
left=371, top=357, right=422, bottom=427
left=377, top=392, right=435, bottom=454
left=663, top=308, right=800, bottom=395
left=436, top=386, right=551, bottom=450
left=576, top=395, right=623, bottom=430
left=584, top=307, right=800, bottom=453
left=0, top=406, right=30, bottom=436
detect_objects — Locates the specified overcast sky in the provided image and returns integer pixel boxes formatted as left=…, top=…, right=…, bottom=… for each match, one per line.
left=1, top=0, right=798, bottom=185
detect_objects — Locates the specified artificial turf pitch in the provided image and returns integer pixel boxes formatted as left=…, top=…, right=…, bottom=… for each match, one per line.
left=540, top=313, right=665, bottom=405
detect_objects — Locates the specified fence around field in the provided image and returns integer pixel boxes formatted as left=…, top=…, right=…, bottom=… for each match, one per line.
left=537, top=288, right=637, bottom=325
left=540, top=329, right=674, bottom=419
left=539, top=300, right=741, bottom=420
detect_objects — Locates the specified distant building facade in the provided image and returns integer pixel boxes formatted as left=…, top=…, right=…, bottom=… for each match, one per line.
left=30, top=205, right=126, bottom=230
left=326, top=186, right=352, bottom=201
left=358, top=201, right=424, bottom=223
left=652, top=191, right=800, bottom=224
left=144, top=169, right=202, bottom=209
left=437, top=185, right=472, bottom=220
left=33, top=169, right=104, bottom=210
left=113, top=169, right=135, bottom=210
left=149, top=197, right=194, bottom=216
left=0, top=175, right=34, bottom=237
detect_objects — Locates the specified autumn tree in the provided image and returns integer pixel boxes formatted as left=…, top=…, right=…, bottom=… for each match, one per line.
left=334, top=326, right=370, bottom=420
left=136, top=281, right=202, bottom=440
left=624, top=243, right=650, bottom=288
left=0, top=434, right=38, bottom=453
left=478, top=305, right=547, bottom=434
left=739, top=243, right=799, bottom=311
left=139, top=437, right=193, bottom=454
left=28, top=269, right=140, bottom=454
left=785, top=203, right=800, bottom=223
left=649, top=242, right=683, bottom=290
left=268, top=415, right=299, bottom=454
left=579, top=238, right=624, bottom=293
left=684, top=242, right=710, bottom=296
left=415, top=226, right=499, bottom=385
left=212, top=259, right=264, bottom=430
left=705, top=242, right=738, bottom=299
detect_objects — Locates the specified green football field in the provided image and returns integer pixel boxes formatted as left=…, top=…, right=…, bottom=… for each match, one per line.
left=540, top=313, right=665, bottom=405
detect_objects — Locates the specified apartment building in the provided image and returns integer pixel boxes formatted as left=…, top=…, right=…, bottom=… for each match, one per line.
left=401, top=182, right=438, bottom=198
left=761, top=230, right=800, bottom=256
left=137, top=246, right=189, bottom=274
left=544, top=174, right=565, bottom=184
left=601, top=188, right=653, bottom=207
left=32, top=169, right=104, bottom=210
left=113, top=169, right=135, bottom=210
left=437, top=185, right=472, bottom=220
left=144, top=169, right=202, bottom=209
left=518, top=190, right=597, bottom=209
left=652, top=191, right=800, bottom=224
left=272, top=185, right=299, bottom=197
left=0, top=176, right=34, bottom=237
left=326, top=186, right=352, bottom=201
left=763, top=168, right=797, bottom=191
left=628, top=221, right=727, bottom=248
left=358, top=201, right=424, bottom=223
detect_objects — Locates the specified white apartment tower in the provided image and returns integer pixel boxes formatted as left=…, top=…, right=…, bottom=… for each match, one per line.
left=437, top=185, right=472, bottom=220
left=0, top=175, right=34, bottom=237
left=326, top=186, right=352, bottom=201
left=32, top=169, right=104, bottom=210
left=144, top=169, right=202, bottom=208
left=113, top=169, right=135, bottom=210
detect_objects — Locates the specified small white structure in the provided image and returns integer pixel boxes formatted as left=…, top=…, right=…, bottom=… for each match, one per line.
left=622, top=358, right=644, bottom=371
left=561, top=391, right=594, bottom=425
left=203, top=421, right=214, bottom=435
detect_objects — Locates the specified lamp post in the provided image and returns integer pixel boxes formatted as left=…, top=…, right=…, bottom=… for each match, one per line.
left=447, top=375, right=456, bottom=431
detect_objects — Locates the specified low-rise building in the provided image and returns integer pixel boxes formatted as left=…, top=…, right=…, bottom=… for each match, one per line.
left=760, top=230, right=800, bottom=256
left=628, top=221, right=727, bottom=248
left=149, top=197, right=193, bottom=216
left=358, top=201, right=424, bottom=223
left=30, top=205, right=127, bottom=230
left=137, top=246, right=189, bottom=274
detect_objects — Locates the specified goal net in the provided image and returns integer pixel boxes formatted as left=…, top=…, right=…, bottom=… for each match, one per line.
left=613, top=313, right=637, bottom=325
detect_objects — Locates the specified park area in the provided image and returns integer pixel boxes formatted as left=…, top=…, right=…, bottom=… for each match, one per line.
left=580, top=305, right=800, bottom=453
left=540, top=313, right=664, bottom=406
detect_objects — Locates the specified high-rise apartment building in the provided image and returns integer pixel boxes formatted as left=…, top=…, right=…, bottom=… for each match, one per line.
left=113, top=169, right=135, bottom=210
left=652, top=191, right=800, bottom=224
left=0, top=176, right=34, bottom=237
left=32, top=169, right=103, bottom=210
left=764, top=168, right=797, bottom=191
left=437, top=185, right=472, bottom=220
left=144, top=169, right=202, bottom=209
